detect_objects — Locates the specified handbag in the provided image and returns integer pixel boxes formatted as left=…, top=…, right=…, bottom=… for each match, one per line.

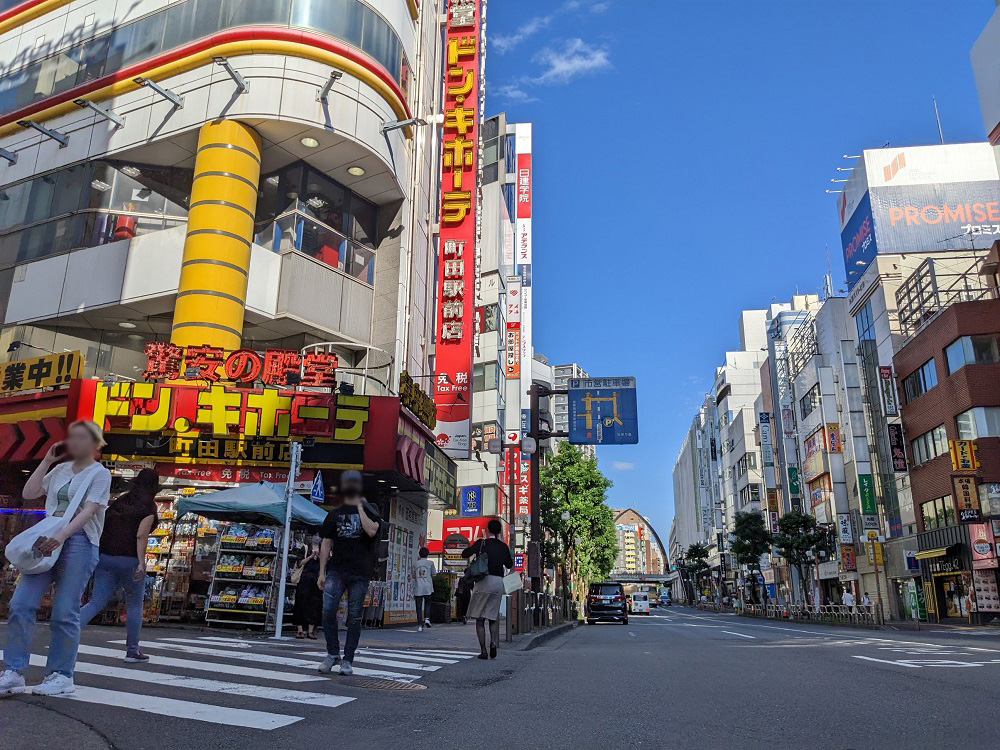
left=502, top=571, right=522, bottom=594
left=290, top=562, right=304, bottom=585
left=465, top=541, right=490, bottom=582
left=4, top=463, right=104, bottom=575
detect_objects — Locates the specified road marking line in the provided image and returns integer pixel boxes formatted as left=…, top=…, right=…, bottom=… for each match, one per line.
left=26, top=654, right=355, bottom=708
left=852, top=655, right=921, bottom=668
left=408, top=649, right=479, bottom=657
left=357, top=649, right=459, bottom=664
left=722, top=631, right=756, bottom=639
left=160, top=637, right=254, bottom=649
left=75, top=645, right=323, bottom=683
left=116, top=641, right=421, bottom=683
left=51, top=685, right=303, bottom=729
left=628, top=632, right=636, bottom=637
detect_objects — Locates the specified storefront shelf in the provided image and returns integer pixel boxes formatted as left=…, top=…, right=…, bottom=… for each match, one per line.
left=207, top=607, right=268, bottom=615
left=212, top=577, right=273, bottom=584
left=219, top=549, right=278, bottom=556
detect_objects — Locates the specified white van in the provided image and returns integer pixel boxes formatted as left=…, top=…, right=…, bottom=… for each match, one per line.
left=629, top=592, right=651, bottom=615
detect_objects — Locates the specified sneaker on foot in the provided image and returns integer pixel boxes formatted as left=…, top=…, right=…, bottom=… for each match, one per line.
left=0, top=669, right=25, bottom=697
left=318, top=654, right=341, bottom=673
left=339, top=661, right=353, bottom=676
left=32, top=673, right=75, bottom=697
left=424, top=619, right=432, bottom=629
left=417, top=625, right=423, bottom=632
left=124, top=651, right=150, bottom=664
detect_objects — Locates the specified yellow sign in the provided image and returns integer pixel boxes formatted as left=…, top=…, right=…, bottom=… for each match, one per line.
left=950, top=440, right=979, bottom=472
left=867, top=541, right=884, bottom=566
left=0, top=351, right=82, bottom=395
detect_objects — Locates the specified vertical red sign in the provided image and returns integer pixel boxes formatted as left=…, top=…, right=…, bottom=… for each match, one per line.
left=434, top=0, right=482, bottom=459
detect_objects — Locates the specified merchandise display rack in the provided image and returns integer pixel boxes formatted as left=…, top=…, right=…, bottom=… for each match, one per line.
left=147, top=494, right=218, bottom=622
left=206, top=523, right=281, bottom=629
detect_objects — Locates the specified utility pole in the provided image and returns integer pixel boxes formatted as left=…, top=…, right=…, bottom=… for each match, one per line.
left=526, top=383, right=568, bottom=596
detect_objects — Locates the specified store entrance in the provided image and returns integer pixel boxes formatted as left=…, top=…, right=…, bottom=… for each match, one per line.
left=934, top=572, right=973, bottom=620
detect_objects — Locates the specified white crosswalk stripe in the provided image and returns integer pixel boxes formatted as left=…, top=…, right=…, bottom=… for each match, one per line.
left=6, top=635, right=475, bottom=731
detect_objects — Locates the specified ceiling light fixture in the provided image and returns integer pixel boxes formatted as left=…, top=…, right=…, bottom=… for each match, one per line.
left=347, top=166, right=365, bottom=177
left=118, top=322, right=137, bottom=329
left=300, top=137, right=320, bottom=148
left=120, top=165, right=141, bottom=177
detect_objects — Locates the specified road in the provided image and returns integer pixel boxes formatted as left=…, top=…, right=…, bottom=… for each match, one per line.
left=3, top=608, right=1000, bottom=749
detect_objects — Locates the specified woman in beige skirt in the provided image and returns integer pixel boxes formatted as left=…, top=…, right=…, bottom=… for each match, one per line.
left=461, top=518, right=514, bottom=659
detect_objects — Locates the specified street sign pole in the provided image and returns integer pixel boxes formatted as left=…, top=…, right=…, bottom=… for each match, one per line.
left=529, top=384, right=542, bottom=598
left=272, top=441, right=302, bottom=639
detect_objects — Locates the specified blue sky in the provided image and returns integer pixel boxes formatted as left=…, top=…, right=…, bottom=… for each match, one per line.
left=484, top=0, right=996, bottom=545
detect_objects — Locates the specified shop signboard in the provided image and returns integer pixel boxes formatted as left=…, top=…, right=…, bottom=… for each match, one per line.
left=837, top=512, right=854, bottom=544
left=866, top=540, right=884, bottom=566
left=787, top=466, right=801, bottom=496
left=513, top=552, right=526, bottom=572
left=398, top=372, right=436, bottom=430
left=567, top=377, right=639, bottom=445
left=385, top=498, right=426, bottom=624
left=858, top=474, right=877, bottom=514
left=950, top=440, right=980, bottom=472
left=862, top=514, right=881, bottom=531
left=433, top=0, right=483, bottom=460
left=826, top=423, right=842, bottom=453
left=887, top=423, right=908, bottom=472
left=759, top=412, right=773, bottom=467
left=504, top=280, right=522, bottom=379
left=460, top=486, right=481, bottom=517
left=953, top=475, right=983, bottom=523
left=969, top=523, right=997, bottom=569
left=156, top=463, right=315, bottom=487
left=879, top=367, right=898, bottom=416
left=443, top=532, right=470, bottom=567
left=0, top=351, right=82, bottom=395
left=515, top=124, right=534, bottom=451
left=141, top=343, right=337, bottom=387
left=840, top=544, right=857, bottom=571
left=972, top=569, right=1000, bottom=611
left=818, top=560, right=839, bottom=580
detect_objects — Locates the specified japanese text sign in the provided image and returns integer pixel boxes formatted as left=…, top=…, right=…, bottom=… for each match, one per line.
left=858, top=474, right=877, bottom=515
left=433, top=0, right=482, bottom=460
left=0, top=351, right=81, bottom=395
left=953, top=475, right=983, bottom=523
left=567, top=377, right=639, bottom=445
left=879, top=366, right=898, bottom=416
left=950, top=440, right=979, bottom=472
left=142, top=343, right=337, bottom=388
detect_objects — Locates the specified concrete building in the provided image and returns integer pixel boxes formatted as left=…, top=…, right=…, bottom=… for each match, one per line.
left=551, top=362, right=594, bottom=459
left=612, top=508, right=666, bottom=577
left=671, top=397, right=717, bottom=557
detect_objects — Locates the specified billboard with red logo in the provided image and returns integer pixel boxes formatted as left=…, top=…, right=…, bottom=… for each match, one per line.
left=434, top=0, right=483, bottom=459
left=837, top=143, right=1000, bottom=289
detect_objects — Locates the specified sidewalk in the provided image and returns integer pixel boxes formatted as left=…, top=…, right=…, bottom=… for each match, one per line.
left=0, top=698, right=114, bottom=750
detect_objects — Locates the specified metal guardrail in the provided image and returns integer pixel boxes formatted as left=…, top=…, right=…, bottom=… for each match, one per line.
left=502, top=590, right=578, bottom=641
left=739, top=602, right=884, bottom=628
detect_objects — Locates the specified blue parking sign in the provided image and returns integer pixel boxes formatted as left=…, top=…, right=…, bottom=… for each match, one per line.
left=568, top=377, right=638, bottom=445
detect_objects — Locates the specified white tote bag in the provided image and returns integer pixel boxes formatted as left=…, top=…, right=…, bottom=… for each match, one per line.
left=502, top=571, right=523, bottom=594
left=4, top=463, right=103, bottom=575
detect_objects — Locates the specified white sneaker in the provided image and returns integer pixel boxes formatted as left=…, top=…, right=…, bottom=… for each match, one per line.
left=0, top=669, right=26, bottom=697
left=32, top=673, right=75, bottom=697
left=424, top=619, right=432, bottom=629
left=339, top=661, right=353, bottom=676
left=317, top=655, right=340, bottom=673
left=417, top=625, right=423, bottom=632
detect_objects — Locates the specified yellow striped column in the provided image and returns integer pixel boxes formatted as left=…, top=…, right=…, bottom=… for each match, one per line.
left=171, top=120, right=262, bottom=350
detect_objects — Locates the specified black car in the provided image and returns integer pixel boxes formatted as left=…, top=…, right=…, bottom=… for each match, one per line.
left=585, top=582, right=628, bottom=624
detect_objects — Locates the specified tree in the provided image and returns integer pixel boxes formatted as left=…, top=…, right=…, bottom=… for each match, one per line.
left=539, top=441, right=617, bottom=604
left=731, top=511, right=773, bottom=604
left=685, top=542, right=710, bottom=599
left=773, top=511, right=835, bottom=605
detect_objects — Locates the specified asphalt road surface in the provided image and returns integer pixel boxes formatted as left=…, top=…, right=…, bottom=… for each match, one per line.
left=3, top=608, right=1000, bottom=749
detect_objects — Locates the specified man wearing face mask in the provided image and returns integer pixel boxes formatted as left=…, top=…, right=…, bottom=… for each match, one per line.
left=317, top=470, right=382, bottom=675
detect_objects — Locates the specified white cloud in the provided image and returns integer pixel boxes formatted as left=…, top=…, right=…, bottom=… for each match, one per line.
left=492, top=15, right=553, bottom=54
left=590, top=1, right=611, bottom=12
left=531, top=38, right=611, bottom=85
left=611, top=461, right=636, bottom=471
left=493, top=83, right=540, bottom=103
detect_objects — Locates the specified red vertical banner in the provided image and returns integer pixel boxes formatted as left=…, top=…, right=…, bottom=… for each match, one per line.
left=434, top=0, right=482, bottom=459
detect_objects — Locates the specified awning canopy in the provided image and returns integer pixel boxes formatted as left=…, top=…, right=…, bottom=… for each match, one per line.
left=915, top=547, right=951, bottom=560
left=176, top=482, right=328, bottom=527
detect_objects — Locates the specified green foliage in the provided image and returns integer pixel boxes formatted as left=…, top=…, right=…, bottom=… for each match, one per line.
left=731, top=512, right=772, bottom=568
left=773, top=511, right=829, bottom=566
left=539, top=441, right=617, bottom=589
left=431, top=574, right=452, bottom=603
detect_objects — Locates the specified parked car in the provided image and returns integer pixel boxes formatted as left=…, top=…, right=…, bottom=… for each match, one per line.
left=629, top=592, right=651, bottom=615
left=585, top=582, right=628, bottom=625
left=659, top=590, right=672, bottom=606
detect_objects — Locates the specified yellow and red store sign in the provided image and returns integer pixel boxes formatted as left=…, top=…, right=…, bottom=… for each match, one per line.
left=433, top=0, right=482, bottom=459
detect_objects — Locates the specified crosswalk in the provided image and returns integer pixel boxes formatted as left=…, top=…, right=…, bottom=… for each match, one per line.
left=4, top=634, right=478, bottom=730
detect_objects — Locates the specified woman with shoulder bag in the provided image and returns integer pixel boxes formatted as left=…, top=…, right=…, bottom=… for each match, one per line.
left=460, top=518, right=514, bottom=660
left=1, top=421, right=112, bottom=697
left=293, top=538, right=322, bottom=639
left=80, top=468, right=159, bottom=663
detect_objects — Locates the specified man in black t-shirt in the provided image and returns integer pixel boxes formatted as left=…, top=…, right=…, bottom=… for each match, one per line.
left=317, top=470, right=381, bottom=675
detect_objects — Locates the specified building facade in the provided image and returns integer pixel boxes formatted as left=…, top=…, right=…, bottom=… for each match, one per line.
left=611, top=508, right=666, bottom=577
left=551, top=362, right=594, bottom=459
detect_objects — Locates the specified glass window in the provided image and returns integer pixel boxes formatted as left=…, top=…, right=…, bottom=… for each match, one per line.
left=52, top=165, right=88, bottom=217
left=161, top=1, right=223, bottom=52
left=107, top=13, right=166, bottom=70
left=799, top=383, right=821, bottom=420
left=348, top=195, right=377, bottom=247
left=472, top=363, right=485, bottom=392
left=361, top=6, right=399, bottom=74
left=946, top=335, right=1000, bottom=374
left=902, top=358, right=938, bottom=403
left=921, top=499, right=938, bottom=530
left=222, top=0, right=292, bottom=26
left=481, top=486, right=498, bottom=517
left=956, top=407, right=1000, bottom=440
left=291, top=0, right=364, bottom=48
left=303, top=170, right=347, bottom=232
left=910, top=424, right=947, bottom=466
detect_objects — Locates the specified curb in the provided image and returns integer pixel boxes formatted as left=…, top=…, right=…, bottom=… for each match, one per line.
left=519, top=621, right=579, bottom=651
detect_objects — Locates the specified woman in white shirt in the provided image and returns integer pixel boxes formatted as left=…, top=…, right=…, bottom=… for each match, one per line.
left=413, top=547, right=436, bottom=632
left=0, top=420, right=112, bottom=698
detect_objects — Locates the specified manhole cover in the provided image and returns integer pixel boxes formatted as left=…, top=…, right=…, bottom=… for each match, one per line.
left=342, top=677, right=427, bottom=691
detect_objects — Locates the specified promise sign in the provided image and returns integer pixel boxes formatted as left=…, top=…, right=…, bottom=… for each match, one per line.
left=433, top=0, right=482, bottom=459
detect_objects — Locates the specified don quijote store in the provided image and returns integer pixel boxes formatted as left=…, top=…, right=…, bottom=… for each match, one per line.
left=0, top=345, right=456, bottom=629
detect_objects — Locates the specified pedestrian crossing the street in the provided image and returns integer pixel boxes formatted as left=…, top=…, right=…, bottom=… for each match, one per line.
left=4, top=635, right=477, bottom=731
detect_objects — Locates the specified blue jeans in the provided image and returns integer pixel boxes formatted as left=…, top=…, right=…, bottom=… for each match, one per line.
left=80, top=554, right=145, bottom=653
left=4, top=531, right=98, bottom=677
left=322, top=571, right=369, bottom=662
